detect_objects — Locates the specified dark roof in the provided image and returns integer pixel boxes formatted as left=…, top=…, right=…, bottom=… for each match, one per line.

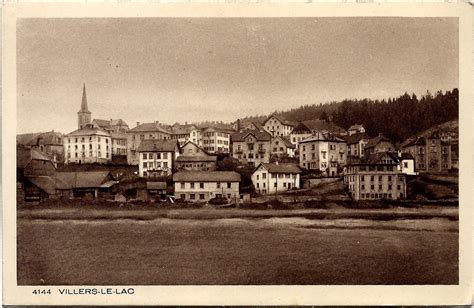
left=343, top=132, right=371, bottom=145
left=257, top=163, right=302, bottom=174
left=399, top=152, right=414, bottom=160
left=173, top=171, right=241, bottom=182
left=365, top=134, right=393, bottom=149
left=231, top=129, right=272, bottom=142
left=402, top=136, right=426, bottom=148
left=26, top=176, right=61, bottom=195
left=137, top=139, right=179, bottom=152
left=276, top=136, right=295, bottom=149
left=348, top=124, right=365, bottom=131
left=176, top=155, right=217, bottom=162
left=302, top=119, right=346, bottom=133
left=299, top=132, right=346, bottom=144
left=66, top=126, right=110, bottom=137
left=263, top=113, right=296, bottom=127
left=55, top=171, right=112, bottom=189
left=129, top=122, right=173, bottom=134
left=346, top=152, right=399, bottom=166
left=79, top=84, right=90, bottom=113
left=17, top=146, right=53, bottom=169
left=110, top=132, right=127, bottom=139
left=17, top=131, right=63, bottom=146
left=291, top=122, right=312, bottom=134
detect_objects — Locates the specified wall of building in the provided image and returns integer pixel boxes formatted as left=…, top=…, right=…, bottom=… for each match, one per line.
left=232, top=140, right=271, bottom=166
left=126, top=131, right=171, bottom=165
left=251, top=170, right=300, bottom=194
left=64, top=135, right=111, bottom=164
left=138, top=151, right=176, bottom=177
left=174, top=181, right=239, bottom=201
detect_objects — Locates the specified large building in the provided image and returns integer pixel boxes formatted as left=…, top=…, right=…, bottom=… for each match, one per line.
left=289, top=122, right=312, bottom=147
left=201, top=126, right=231, bottom=153
left=64, top=125, right=112, bottom=164
left=365, top=134, right=395, bottom=155
left=137, top=139, right=181, bottom=177
left=173, top=171, right=241, bottom=202
left=262, top=113, right=295, bottom=137
left=175, top=141, right=217, bottom=171
left=251, top=162, right=301, bottom=195
left=402, top=130, right=454, bottom=173
left=347, top=124, right=366, bottom=136
left=126, top=122, right=173, bottom=165
left=344, top=152, right=407, bottom=201
left=345, top=132, right=371, bottom=158
left=231, top=129, right=272, bottom=166
left=17, top=130, right=65, bottom=165
left=298, top=132, right=347, bottom=176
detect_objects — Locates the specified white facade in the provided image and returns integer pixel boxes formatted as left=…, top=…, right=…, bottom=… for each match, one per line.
left=174, top=181, right=239, bottom=201
left=202, top=129, right=231, bottom=153
left=138, top=150, right=178, bottom=177
left=64, top=130, right=111, bottom=164
left=263, top=115, right=294, bottom=137
left=399, top=158, right=417, bottom=175
left=251, top=164, right=301, bottom=195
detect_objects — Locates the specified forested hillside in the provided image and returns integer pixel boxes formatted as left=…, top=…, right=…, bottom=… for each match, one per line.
left=238, top=88, right=458, bottom=142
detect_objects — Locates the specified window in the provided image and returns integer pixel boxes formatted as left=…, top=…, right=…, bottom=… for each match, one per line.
left=163, top=153, right=168, bottom=159
left=378, top=185, right=382, bottom=190
left=361, top=176, right=364, bottom=181
left=181, top=183, right=185, bottom=189
left=256, top=183, right=260, bottom=188
left=262, top=173, right=267, bottom=179
left=191, top=183, right=195, bottom=189
left=274, top=183, right=277, bottom=188
left=361, top=184, right=365, bottom=190
left=163, top=162, right=168, bottom=168
left=397, top=185, right=401, bottom=190
left=199, top=194, right=205, bottom=200
left=378, top=176, right=382, bottom=181
left=227, top=182, right=231, bottom=188
left=217, top=182, right=221, bottom=188
left=388, top=184, right=392, bottom=190
left=371, top=185, right=374, bottom=190
left=143, top=162, right=147, bottom=168
left=143, top=153, right=147, bottom=159
left=370, top=176, right=374, bottom=181
left=200, top=183, right=204, bottom=189
left=190, top=194, right=195, bottom=200
left=388, top=175, right=392, bottom=181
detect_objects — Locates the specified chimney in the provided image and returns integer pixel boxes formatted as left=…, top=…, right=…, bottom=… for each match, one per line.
left=136, top=122, right=140, bottom=127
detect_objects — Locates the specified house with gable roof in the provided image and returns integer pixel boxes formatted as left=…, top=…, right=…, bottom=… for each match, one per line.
left=126, top=121, right=173, bottom=165
left=231, top=129, right=272, bottom=166
left=137, top=139, right=181, bottom=177
left=365, top=133, right=395, bottom=155
left=175, top=141, right=217, bottom=171
left=262, top=113, right=296, bottom=137
left=251, top=162, right=302, bottom=194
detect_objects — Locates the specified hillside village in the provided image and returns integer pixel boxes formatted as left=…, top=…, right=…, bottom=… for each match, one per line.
left=16, top=84, right=459, bottom=206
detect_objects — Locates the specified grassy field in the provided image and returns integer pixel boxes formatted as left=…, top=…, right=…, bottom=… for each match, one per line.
left=17, top=214, right=458, bottom=285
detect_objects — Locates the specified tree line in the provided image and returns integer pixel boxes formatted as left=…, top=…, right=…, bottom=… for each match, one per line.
left=239, top=88, right=458, bottom=143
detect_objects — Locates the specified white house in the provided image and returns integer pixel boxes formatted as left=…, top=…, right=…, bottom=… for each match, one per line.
left=173, top=171, right=241, bottom=202
left=64, top=124, right=112, bottom=164
left=262, top=113, right=295, bottom=137
left=137, top=139, right=181, bottom=177
left=393, top=152, right=417, bottom=175
left=251, top=162, right=302, bottom=195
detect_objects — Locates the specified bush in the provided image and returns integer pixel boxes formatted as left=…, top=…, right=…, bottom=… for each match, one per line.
left=209, top=197, right=228, bottom=205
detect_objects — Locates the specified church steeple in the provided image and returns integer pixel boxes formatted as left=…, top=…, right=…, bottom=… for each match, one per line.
left=80, top=83, right=90, bottom=113
left=77, top=83, right=91, bottom=129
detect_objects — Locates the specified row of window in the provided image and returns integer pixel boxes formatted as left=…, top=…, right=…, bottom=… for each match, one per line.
left=347, top=165, right=397, bottom=172
left=142, top=162, right=169, bottom=169
left=67, top=151, right=109, bottom=159
left=256, top=182, right=295, bottom=189
left=180, top=193, right=233, bottom=200
left=68, top=137, right=109, bottom=143
left=142, top=152, right=169, bottom=160
left=69, top=144, right=108, bottom=150
left=347, top=175, right=404, bottom=182
left=360, top=193, right=404, bottom=199
left=178, top=182, right=233, bottom=189
left=235, top=153, right=265, bottom=159
left=349, top=183, right=402, bottom=191
left=302, top=152, right=344, bottom=160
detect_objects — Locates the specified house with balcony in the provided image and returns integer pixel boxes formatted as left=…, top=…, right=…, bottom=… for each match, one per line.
left=137, top=139, right=181, bottom=177
left=175, top=141, right=217, bottom=171
left=231, top=129, right=272, bottom=166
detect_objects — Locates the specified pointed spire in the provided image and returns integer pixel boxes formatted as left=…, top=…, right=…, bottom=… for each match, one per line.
left=80, top=83, right=90, bottom=113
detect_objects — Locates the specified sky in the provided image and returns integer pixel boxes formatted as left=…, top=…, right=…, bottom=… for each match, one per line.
left=17, top=17, right=458, bottom=134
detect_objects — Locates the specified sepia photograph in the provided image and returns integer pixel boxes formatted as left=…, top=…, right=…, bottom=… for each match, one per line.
left=3, top=3, right=472, bottom=306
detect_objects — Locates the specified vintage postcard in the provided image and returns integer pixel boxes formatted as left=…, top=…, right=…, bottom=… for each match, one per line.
left=2, top=2, right=473, bottom=305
